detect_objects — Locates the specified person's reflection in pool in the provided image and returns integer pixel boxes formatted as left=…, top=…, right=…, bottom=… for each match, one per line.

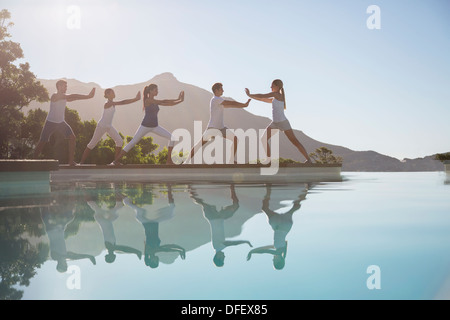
left=123, top=184, right=185, bottom=268
left=41, top=193, right=96, bottom=272
left=247, top=183, right=308, bottom=270
left=87, top=191, right=142, bottom=263
left=190, top=184, right=252, bottom=267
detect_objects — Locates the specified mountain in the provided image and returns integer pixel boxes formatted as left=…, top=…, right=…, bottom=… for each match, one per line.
left=28, top=73, right=445, bottom=172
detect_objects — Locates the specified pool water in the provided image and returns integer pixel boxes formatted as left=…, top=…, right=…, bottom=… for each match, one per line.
left=1, top=172, right=449, bottom=300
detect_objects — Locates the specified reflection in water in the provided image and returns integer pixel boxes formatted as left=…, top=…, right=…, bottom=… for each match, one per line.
left=124, top=184, right=186, bottom=268
left=0, top=181, right=311, bottom=299
left=87, top=191, right=142, bottom=263
left=41, top=191, right=96, bottom=273
left=2, top=173, right=450, bottom=300
left=247, top=184, right=308, bottom=270
left=190, top=184, right=252, bottom=267
left=0, top=200, right=49, bottom=300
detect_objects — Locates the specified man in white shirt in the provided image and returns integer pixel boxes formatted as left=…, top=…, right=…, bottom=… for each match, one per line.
left=189, top=82, right=250, bottom=164
left=189, top=184, right=252, bottom=267
left=33, top=80, right=95, bottom=165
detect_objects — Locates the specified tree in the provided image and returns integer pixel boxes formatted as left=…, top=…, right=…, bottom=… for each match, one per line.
left=0, top=9, right=49, bottom=158
left=435, top=152, right=450, bottom=162
left=0, top=10, right=169, bottom=165
left=118, top=136, right=159, bottom=165
left=309, top=147, right=343, bottom=164
left=0, top=208, right=49, bottom=300
left=17, top=108, right=47, bottom=159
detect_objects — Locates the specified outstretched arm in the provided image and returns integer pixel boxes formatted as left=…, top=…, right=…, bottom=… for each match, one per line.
left=189, top=187, right=206, bottom=206
left=246, top=245, right=276, bottom=260
left=245, top=88, right=275, bottom=103
left=66, top=251, right=96, bottom=265
left=112, top=244, right=142, bottom=258
left=113, top=91, right=141, bottom=106
left=223, top=240, right=252, bottom=248
left=153, top=91, right=185, bottom=106
left=230, top=184, right=239, bottom=205
left=157, top=244, right=186, bottom=259
left=286, top=200, right=301, bottom=215
left=222, top=98, right=251, bottom=109
left=66, top=88, right=96, bottom=102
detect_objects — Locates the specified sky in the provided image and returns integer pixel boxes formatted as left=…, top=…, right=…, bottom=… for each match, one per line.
left=2, top=0, right=450, bottom=160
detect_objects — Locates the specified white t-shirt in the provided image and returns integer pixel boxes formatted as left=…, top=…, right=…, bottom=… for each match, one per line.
left=46, top=99, right=67, bottom=123
left=207, top=95, right=225, bottom=129
left=209, top=219, right=226, bottom=252
left=274, top=229, right=289, bottom=250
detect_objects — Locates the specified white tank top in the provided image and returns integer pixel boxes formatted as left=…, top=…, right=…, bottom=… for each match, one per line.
left=46, top=99, right=67, bottom=123
left=272, top=98, right=287, bottom=123
left=98, top=104, right=116, bottom=127
left=274, top=229, right=288, bottom=250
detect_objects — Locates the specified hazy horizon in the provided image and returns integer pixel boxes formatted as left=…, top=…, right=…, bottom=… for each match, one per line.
left=3, top=0, right=450, bottom=160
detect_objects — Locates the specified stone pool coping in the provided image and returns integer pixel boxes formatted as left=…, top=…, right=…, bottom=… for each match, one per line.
left=52, top=162, right=343, bottom=183
left=0, top=159, right=343, bottom=186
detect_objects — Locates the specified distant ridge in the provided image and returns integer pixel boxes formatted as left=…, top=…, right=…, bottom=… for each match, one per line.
left=28, top=73, right=445, bottom=172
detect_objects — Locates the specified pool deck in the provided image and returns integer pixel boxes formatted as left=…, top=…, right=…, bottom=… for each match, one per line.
left=0, top=159, right=59, bottom=172
left=0, top=160, right=59, bottom=196
left=0, top=159, right=342, bottom=189
left=51, top=162, right=343, bottom=183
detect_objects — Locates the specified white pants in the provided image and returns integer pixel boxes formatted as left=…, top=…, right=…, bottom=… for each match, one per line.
left=87, top=125, right=123, bottom=149
left=123, top=125, right=174, bottom=153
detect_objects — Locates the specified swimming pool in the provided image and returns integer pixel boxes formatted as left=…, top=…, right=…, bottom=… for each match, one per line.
left=1, top=172, right=449, bottom=300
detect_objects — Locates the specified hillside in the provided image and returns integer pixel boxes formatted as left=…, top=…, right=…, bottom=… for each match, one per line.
left=28, top=73, right=445, bottom=172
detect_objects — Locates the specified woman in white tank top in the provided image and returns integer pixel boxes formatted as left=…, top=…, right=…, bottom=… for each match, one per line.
left=80, top=89, right=141, bottom=164
left=245, top=79, right=311, bottom=163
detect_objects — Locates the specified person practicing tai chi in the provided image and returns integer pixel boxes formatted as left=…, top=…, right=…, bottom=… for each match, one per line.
left=111, top=84, right=184, bottom=165
left=87, top=192, right=142, bottom=263
left=189, top=184, right=252, bottom=267
left=123, top=184, right=185, bottom=268
left=33, top=80, right=95, bottom=166
left=245, top=79, right=312, bottom=163
left=189, top=82, right=251, bottom=164
left=246, top=183, right=306, bottom=270
left=79, top=89, right=141, bottom=164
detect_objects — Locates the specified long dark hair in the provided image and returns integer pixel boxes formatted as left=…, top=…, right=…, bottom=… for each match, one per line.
left=143, top=84, right=157, bottom=110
